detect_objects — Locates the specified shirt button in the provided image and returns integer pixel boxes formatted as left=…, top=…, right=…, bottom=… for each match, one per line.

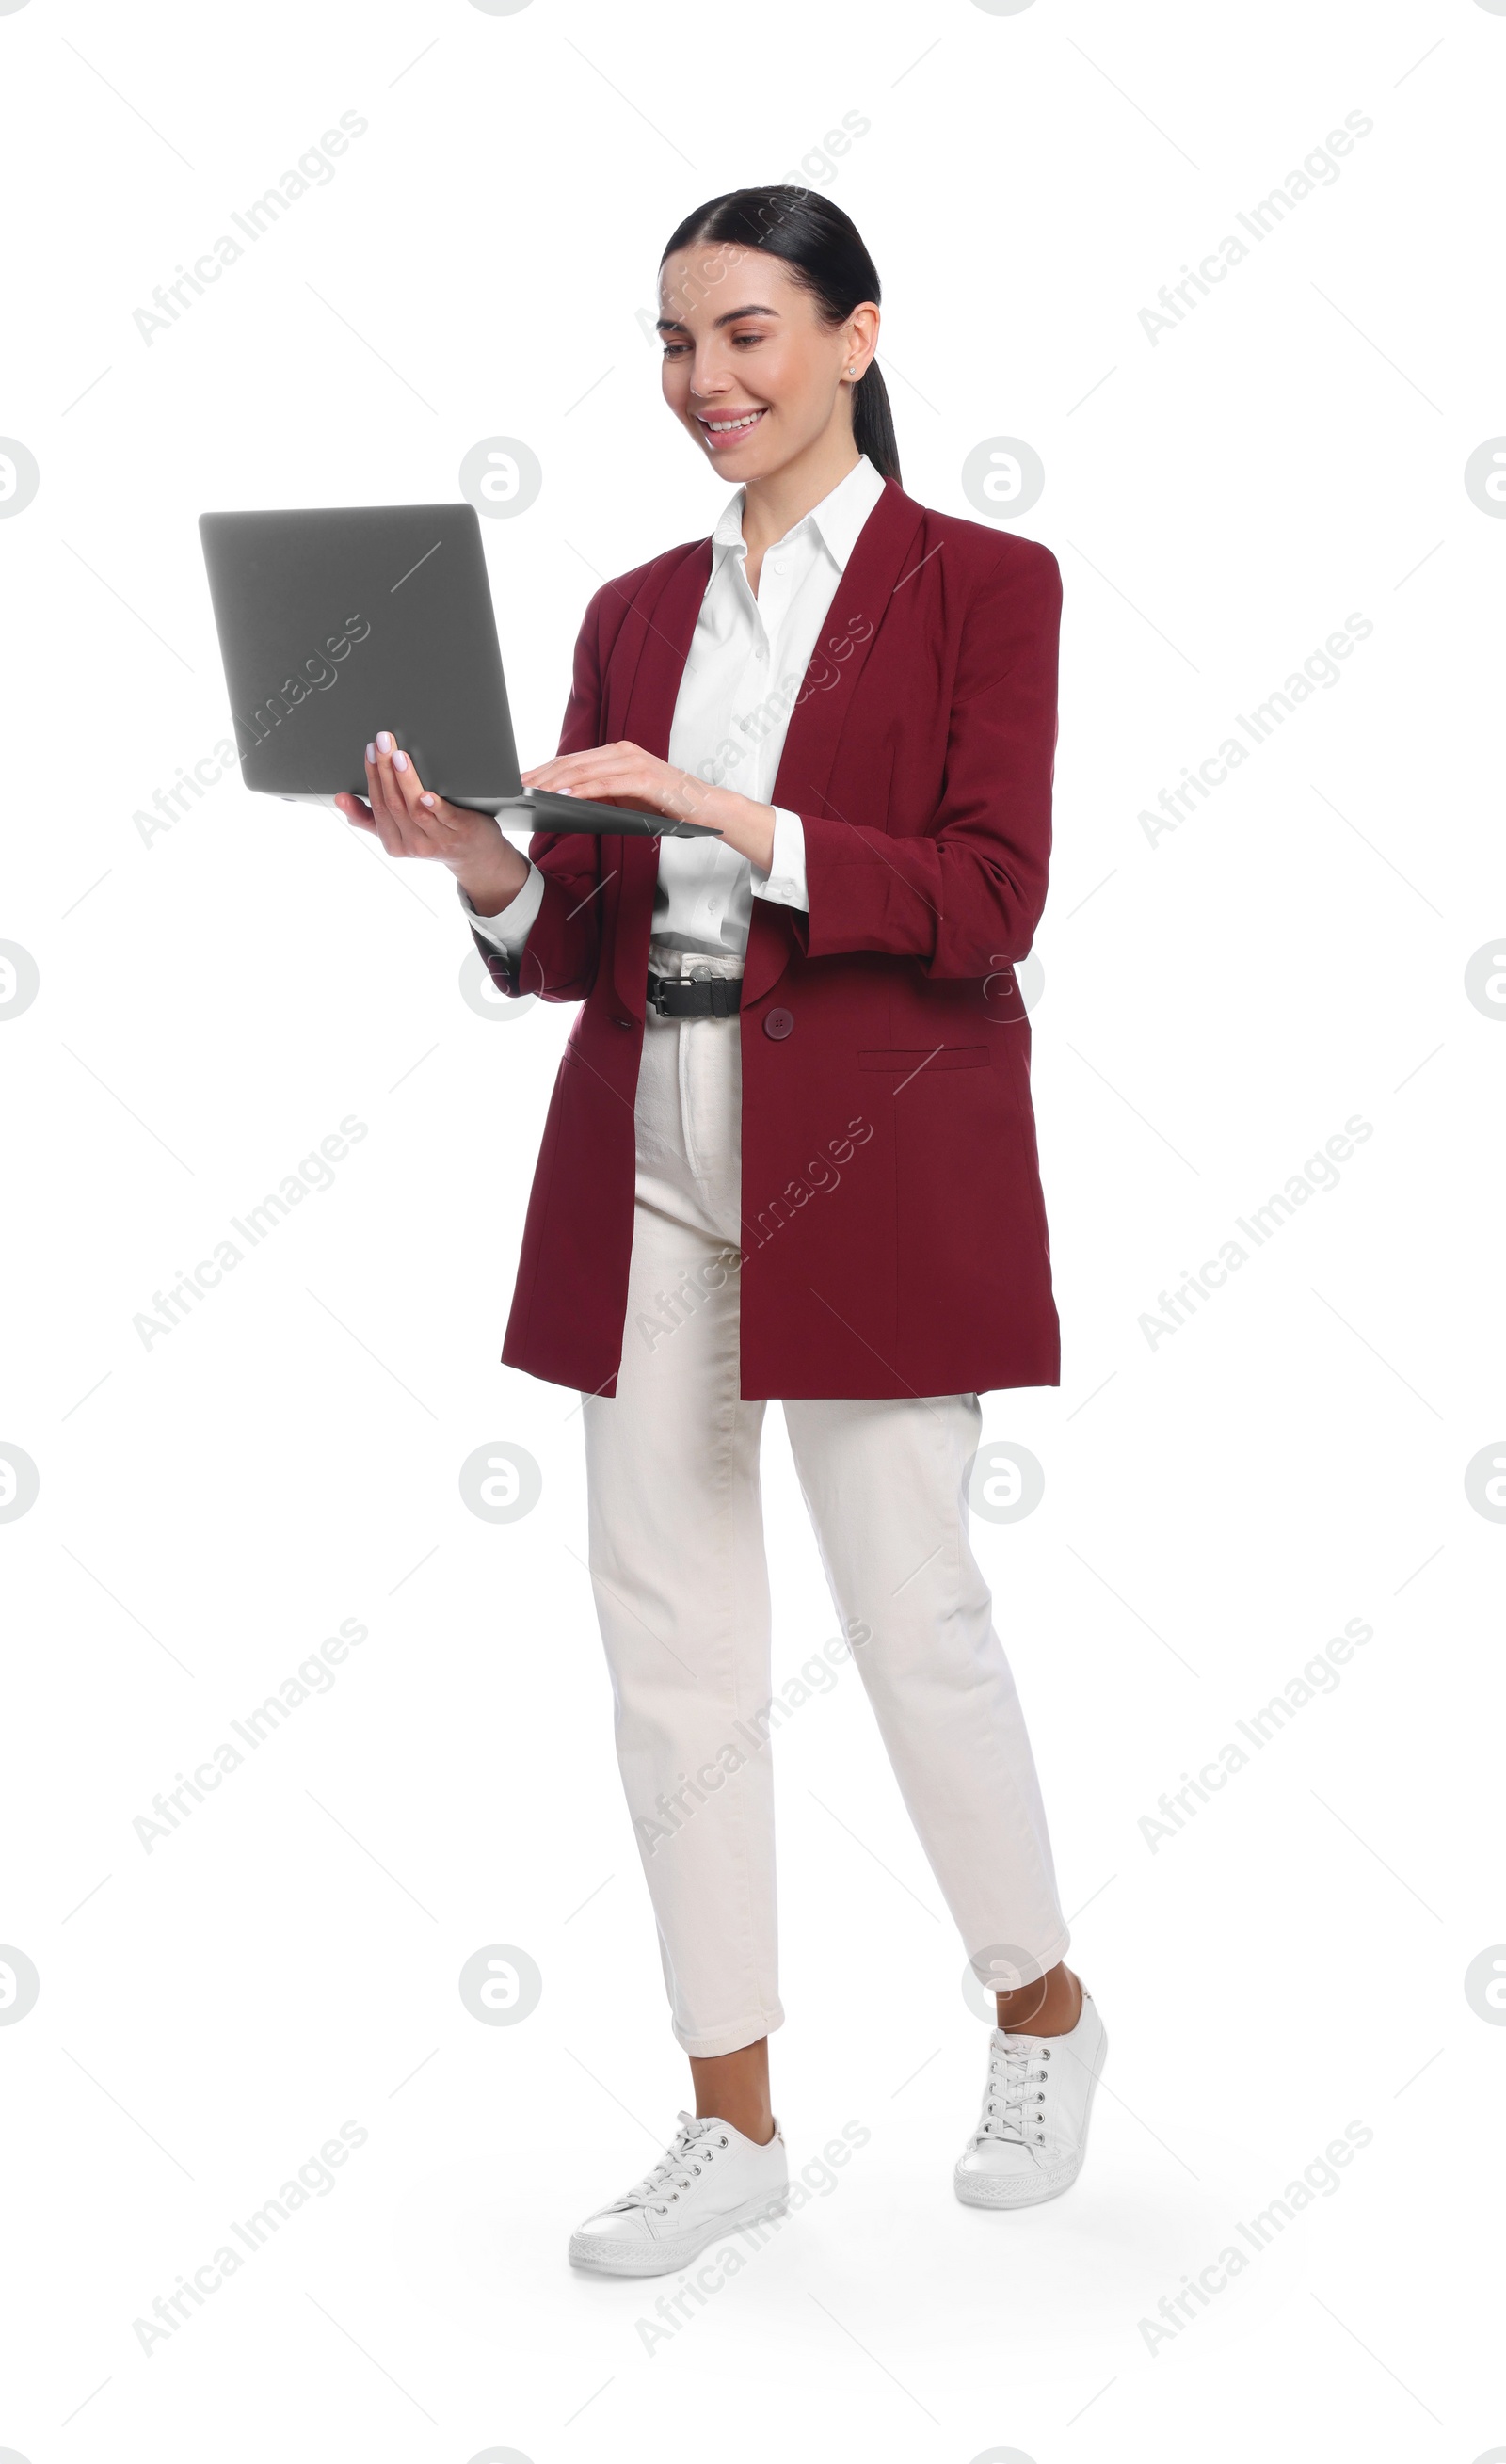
left=763, top=1006, right=794, bottom=1041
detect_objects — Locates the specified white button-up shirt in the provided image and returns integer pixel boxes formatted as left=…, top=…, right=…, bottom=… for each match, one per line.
left=462, top=453, right=888, bottom=964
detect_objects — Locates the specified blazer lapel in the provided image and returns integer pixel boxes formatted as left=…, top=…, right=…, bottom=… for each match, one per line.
left=742, top=480, right=929, bottom=1008
left=603, top=542, right=713, bottom=1021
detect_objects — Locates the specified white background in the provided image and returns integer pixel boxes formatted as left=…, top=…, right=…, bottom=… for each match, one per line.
left=2, top=0, right=1503, bottom=2457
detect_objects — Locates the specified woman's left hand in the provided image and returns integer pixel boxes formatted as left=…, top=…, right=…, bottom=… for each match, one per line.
left=522, top=742, right=778, bottom=870
left=522, top=742, right=709, bottom=826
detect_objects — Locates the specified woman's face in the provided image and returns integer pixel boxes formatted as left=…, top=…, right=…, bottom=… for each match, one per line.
left=657, top=242, right=876, bottom=479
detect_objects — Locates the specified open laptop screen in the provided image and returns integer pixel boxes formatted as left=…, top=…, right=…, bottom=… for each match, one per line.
left=199, top=502, right=523, bottom=807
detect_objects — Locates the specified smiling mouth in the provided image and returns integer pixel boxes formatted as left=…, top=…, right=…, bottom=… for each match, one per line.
left=697, top=408, right=768, bottom=446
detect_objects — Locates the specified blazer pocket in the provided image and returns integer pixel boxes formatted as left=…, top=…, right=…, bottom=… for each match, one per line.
left=858, top=1046, right=989, bottom=1074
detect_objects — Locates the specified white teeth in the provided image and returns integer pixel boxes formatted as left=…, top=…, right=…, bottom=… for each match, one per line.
left=704, top=411, right=763, bottom=432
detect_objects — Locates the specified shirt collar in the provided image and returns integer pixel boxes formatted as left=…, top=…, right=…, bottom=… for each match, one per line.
left=712, top=453, right=888, bottom=575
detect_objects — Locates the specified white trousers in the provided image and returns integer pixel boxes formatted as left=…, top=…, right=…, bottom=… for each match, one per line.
left=581, top=945, right=1071, bottom=2057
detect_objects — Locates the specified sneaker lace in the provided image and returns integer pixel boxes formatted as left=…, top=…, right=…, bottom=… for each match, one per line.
left=605, top=2112, right=731, bottom=2216
left=973, top=2034, right=1052, bottom=2147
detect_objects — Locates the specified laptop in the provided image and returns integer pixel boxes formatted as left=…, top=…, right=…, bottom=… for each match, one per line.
left=198, top=502, right=721, bottom=838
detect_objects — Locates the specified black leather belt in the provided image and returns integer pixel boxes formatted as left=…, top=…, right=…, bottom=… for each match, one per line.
left=647, top=968, right=744, bottom=1019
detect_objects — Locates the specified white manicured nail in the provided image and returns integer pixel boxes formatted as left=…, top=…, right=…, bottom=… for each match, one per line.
left=393, top=749, right=409, bottom=773
left=365, top=743, right=375, bottom=763
left=376, top=730, right=393, bottom=754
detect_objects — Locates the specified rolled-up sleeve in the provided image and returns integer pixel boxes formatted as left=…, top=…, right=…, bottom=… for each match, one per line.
left=748, top=806, right=809, bottom=913
left=465, top=582, right=614, bottom=1005
left=459, top=860, right=546, bottom=957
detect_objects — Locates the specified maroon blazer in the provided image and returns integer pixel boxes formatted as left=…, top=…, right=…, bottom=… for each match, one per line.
left=473, top=476, right=1063, bottom=1401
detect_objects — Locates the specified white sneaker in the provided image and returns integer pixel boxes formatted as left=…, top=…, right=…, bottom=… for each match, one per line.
left=569, top=2110, right=789, bottom=2276
left=954, top=1989, right=1108, bottom=2208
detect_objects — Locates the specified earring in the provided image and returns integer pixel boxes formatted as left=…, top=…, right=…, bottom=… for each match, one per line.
left=846, top=364, right=857, bottom=376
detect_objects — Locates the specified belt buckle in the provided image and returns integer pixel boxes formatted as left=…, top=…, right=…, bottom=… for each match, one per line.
left=646, top=964, right=739, bottom=1018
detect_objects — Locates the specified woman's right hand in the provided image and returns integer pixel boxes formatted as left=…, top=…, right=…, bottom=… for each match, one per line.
left=336, top=728, right=532, bottom=918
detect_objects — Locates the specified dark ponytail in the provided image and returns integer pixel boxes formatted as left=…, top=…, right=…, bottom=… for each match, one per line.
left=659, top=187, right=902, bottom=485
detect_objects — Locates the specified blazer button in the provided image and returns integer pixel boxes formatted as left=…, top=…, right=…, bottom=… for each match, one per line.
left=614, top=1016, right=633, bottom=1029
left=763, top=1006, right=794, bottom=1041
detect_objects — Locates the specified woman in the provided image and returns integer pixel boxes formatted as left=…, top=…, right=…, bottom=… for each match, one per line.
left=338, top=188, right=1107, bottom=2274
